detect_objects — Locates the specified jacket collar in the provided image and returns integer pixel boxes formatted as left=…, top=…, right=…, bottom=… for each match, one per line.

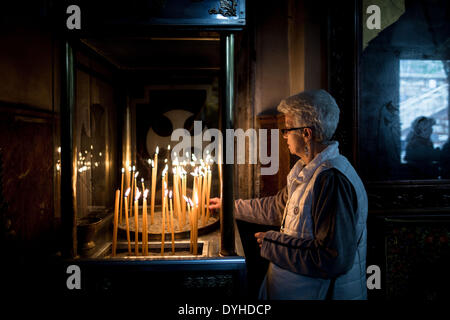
left=288, top=141, right=340, bottom=185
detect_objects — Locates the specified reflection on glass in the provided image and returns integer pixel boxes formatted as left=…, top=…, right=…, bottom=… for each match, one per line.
left=359, top=0, right=450, bottom=181
left=404, top=116, right=440, bottom=178
left=77, top=103, right=108, bottom=218
left=400, top=60, right=449, bottom=163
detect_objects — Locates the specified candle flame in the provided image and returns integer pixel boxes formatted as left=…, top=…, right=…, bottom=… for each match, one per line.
left=132, top=165, right=135, bottom=171
left=151, top=160, right=154, bottom=168
left=58, top=147, right=61, bottom=153
left=167, top=144, right=171, bottom=150
left=135, top=171, right=139, bottom=178
left=143, top=189, right=149, bottom=199
left=121, top=167, right=125, bottom=173
left=192, top=154, right=197, bottom=162
left=128, top=166, right=132, bottom=172
left=141, top=178, right=144, bottom=182
left=183, top=195, right=189, bottom=203
left=156, top=146, right=159, bottom=154
left=125, top=188, right=131, bottom=197
left=169, top=190, right=172, bottom=199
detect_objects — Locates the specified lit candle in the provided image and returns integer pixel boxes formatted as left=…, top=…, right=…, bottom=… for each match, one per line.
left=177, top=165, right=182, bottom=221
left=127, top=166, right=132, bottom=214
left=184, top=196, right=193, bottom=253
left=193, top=193, right=199, bottom=255
left=167, top=145, right=171, bottom=173
left=133, top=171, right=139, bottom=218
left=169, top=190, right=175, bottom=254
left=150, top=160, right=155, bottom=225
left=205, top=167, right=212, bottom=222
left=151, top=147, right=159, bottom=224
left=119, top=168, right=124, bottom=224
left=134, top=188, right=141, bottom=255
left=218, top=157, right=223, bottom=241
left=134, top=171, right=139, bottom=210
left=130, top=165, right=135, bottom=217
left=201, top=167, right=207, bottom=225
left=172, top=167, right=181, bottom=229
left=124, top=188, right=131, bottom=255
left=181, top=169, right=187, bottom=229
left=112, top=189, right=120, bottom=257
left=161, top=185, right=167, bottom=256
left=141, top=178, right=145, bottom=193
left=196, top=167, right=201, bottom=224
left=143, top=189, right=149, bottom=255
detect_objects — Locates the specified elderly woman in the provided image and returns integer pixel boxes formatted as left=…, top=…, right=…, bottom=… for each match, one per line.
left=210, top=89, right=368, bottom=300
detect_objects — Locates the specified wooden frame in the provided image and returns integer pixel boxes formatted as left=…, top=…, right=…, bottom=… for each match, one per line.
left=328, top=0, right=450, bottom=215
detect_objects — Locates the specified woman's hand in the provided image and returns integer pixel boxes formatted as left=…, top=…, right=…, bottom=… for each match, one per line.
left=208, top=197, right=222, bottom=211
left=254, top=232, right=267, bottom=248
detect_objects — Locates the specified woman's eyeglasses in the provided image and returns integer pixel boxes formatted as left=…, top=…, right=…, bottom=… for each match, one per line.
left=280, top=127, right=311, bottom=136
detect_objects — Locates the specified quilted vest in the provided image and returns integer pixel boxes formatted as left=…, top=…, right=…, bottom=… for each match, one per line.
left=264, top=142, right=368, bottom=300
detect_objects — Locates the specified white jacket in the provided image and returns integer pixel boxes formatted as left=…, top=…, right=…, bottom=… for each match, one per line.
left=235, top=142, right=368, bottom=299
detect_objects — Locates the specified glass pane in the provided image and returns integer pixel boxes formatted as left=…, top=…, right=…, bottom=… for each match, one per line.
left=75, top=65, right=118, bottom=220
left=400, top=60, right=448, bottom=163
left=359, top=0, right=450, bottom=181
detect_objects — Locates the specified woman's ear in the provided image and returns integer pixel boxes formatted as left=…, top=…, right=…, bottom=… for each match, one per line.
left=303, top=128, right=313, bottom=141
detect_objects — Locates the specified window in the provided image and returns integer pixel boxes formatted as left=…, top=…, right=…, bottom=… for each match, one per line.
left=399, top=60, right=449, bottom=163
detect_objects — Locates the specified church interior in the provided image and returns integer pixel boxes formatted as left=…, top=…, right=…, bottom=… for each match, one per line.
left=0, top=0, right=449, bottom=302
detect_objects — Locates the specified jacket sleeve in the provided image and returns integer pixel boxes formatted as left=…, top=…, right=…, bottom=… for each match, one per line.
left=260, top=169, right=358, bottom=278
left=234, top=186, right=288, bottom=226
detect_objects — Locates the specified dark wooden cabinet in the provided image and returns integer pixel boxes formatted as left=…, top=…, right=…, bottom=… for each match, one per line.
left=257, top=113, right=293, bottom=197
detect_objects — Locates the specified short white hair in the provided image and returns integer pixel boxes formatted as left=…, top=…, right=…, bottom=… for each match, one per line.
left=277, top=89, right=340, bottom=143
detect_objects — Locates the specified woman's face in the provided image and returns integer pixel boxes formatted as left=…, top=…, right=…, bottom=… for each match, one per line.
left=283, top=114, right=306, bottom=158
